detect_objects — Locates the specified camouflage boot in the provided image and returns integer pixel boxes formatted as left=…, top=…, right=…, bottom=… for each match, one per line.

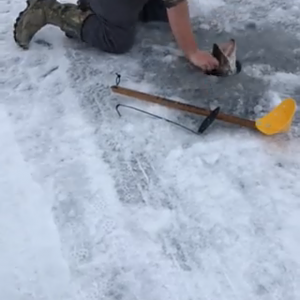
left=65, top=0, right=90, bottom=39
left=63, top=0, right=90, bottom=38
left=13, top=0, right=92, bottom=49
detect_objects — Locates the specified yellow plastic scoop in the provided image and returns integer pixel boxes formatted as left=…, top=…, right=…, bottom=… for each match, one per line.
left=255, top=98, right=297, bottom=135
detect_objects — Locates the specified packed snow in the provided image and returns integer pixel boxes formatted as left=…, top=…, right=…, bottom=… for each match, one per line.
left=1, top=0, right=300, bottom=299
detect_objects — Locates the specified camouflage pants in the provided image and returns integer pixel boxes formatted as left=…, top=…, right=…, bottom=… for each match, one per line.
left=81, top=0, right=168, bottom=54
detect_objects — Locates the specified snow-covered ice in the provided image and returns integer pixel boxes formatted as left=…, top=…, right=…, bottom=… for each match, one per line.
left=1, top=0, right=300, bottom=299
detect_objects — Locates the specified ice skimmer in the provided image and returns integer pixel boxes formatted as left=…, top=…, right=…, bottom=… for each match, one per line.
left=111, top=85, right=297, bottom=136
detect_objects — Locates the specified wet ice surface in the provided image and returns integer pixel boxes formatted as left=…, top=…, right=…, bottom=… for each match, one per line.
left=1, top=0, right=300, bottom=299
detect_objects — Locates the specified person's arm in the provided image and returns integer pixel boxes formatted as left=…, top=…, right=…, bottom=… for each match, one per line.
left=163, top=0, right=219, bottom=71
left=164, top=0, right=197, bottom=59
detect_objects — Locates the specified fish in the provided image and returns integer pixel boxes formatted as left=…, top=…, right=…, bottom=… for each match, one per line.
left=206, top=38, right=241, bottom=77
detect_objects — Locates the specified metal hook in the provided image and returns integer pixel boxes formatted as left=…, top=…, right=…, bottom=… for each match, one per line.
left=115, top=73, right=121, bottom=86
left=115, top=103, right=201, bottom=135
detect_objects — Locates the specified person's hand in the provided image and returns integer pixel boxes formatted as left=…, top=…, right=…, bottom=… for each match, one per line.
left=187, top=49, right=219, bottom=72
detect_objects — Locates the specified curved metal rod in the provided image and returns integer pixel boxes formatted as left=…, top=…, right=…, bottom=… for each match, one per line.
left=115, top=104, right=200, bottom=135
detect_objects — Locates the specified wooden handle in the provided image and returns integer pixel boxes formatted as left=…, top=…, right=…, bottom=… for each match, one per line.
left=111, top=85, right=257, bottom=130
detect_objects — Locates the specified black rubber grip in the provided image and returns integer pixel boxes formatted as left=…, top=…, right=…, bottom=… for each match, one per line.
left=198, top=106, right=220, bottom=133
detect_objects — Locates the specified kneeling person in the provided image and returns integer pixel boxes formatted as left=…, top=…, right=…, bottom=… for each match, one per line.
left=14, top=0, right=219, bottom=72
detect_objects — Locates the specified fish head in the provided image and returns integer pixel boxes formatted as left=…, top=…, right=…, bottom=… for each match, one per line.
left=206, top=38, right=241, bottom=77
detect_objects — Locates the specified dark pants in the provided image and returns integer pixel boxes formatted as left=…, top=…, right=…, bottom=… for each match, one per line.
left=80, top=0, right=168, bottom=54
